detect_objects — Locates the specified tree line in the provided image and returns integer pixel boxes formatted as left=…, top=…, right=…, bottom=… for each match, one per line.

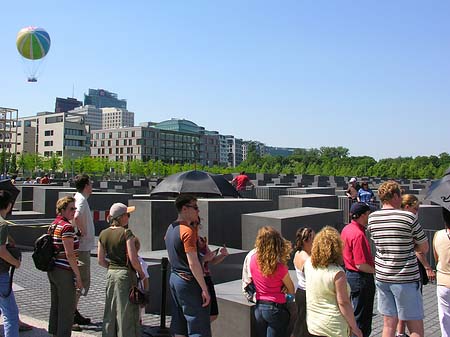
left=2, top=146, right=449, bottom=180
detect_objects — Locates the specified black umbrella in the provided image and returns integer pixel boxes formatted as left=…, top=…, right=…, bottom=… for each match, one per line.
left=425, top=168, right=450, bottom=211
left=150, top=170, right=240, bottom=198
left=0, top=179, right=20, bottom=208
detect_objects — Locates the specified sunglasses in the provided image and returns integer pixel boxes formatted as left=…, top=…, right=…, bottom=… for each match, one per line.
left=185, top=204, right=199, bottom=211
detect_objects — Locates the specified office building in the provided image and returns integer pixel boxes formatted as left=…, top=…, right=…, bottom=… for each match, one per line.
left=102, top=107, right=134, bottom=129
left=55, top=97, right=82, bottom=113
left=84, top=89, right=127, bottom=109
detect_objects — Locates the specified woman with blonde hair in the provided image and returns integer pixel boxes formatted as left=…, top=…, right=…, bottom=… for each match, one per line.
left=47, top=196, right=82, bottom=337
left=249, top=226, right=294, bottom=337
left=304, top=226, right=362, bottom=337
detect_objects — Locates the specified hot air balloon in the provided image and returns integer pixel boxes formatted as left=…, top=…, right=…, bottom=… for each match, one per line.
left=16, top=27, right=51, bottom=82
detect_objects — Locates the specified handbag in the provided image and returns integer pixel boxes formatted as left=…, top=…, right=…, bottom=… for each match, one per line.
left=129, top=278, right=149, bottom=305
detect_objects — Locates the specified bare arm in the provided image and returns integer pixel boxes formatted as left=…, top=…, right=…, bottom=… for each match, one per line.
left=97, top=242, right=109, bottom=268
left=210, top=246, right=229, bottom=265
left=186, top=251, right=210, bottom=307
left=0, top=245, right=20, bottom=268
left=282, top=272, right=295, bottom=295
left=416, top=251, right=436, bottom=281
left=414, top=241, right=429, bottom=254
left=433, top=233, right=439, bottom=263
left=356, top=263, right=375, bottom=274
left=335, top=271, right=363, bottom=337
left=62, top=237, right=83, bottom=290
left=126, top=237, right=145, bottom=280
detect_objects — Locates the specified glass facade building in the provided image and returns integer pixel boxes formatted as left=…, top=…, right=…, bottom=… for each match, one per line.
left=84, top=89, right=127, bottom=109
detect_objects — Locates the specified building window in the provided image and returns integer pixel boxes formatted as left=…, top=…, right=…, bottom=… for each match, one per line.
left=45, top=130, right=54, bottom=136
left=44, top=141, right=53, bottom=146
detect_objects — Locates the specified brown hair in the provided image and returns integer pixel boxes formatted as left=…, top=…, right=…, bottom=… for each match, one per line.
left=255, top=226, right=292, bottom=277
left=378, top=180, right=401, bottom=203
left=294, top=227, right=314, bottom=251
left=311, top=226, right=343, bottom=268
left=56, top=196, right=75, bottom=215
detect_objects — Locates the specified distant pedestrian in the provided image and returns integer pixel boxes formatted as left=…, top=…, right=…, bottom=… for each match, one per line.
left=47, top=196, right=82, bottom=337
left=341, top=202, right=375, bottom=337
left=368, top=181, right=428, bottom=337
left=164, top=195, right=211, bottom=337
left=292, top=227, right=315, bottom=337
left=305, top=226, right=362, bottom=337
left=72, top=174, right=94, bottom=330
left=98, top=203, right=144, bottom=337
left=250, top=226, right=295, bottom=337
left=346, top=177, right=359, bottom=201
left=41, top=174, right=50, bottom=184
left=357, top=181, right=375, bottom=204
left=231, top=171, right=255, bottom=191
left=0, top=190, right=21, bottom=337
left=433, top=208, right=450, bottom=337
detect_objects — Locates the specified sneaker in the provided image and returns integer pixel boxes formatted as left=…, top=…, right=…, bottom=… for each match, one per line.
left=74, top=310, right=91, bottom=325
left=396, top=334, right=409, bottom=337
left=72, top=324, right=82, bottom=332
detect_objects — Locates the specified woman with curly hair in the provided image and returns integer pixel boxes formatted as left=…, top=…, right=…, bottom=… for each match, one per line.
left=292, top=227, right=315, bottom=337
left=304, top=226, right=362, bottom=337
left=249, top=226, right=294, bottom=337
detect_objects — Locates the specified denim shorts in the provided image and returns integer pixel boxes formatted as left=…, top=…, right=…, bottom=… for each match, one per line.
left=375, top=280, right=424, bottom=320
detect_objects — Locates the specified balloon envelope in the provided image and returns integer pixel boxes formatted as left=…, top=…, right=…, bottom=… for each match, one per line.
left=16, top=27, right=51, bottom=60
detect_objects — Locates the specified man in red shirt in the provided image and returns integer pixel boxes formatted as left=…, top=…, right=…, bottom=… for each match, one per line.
left=231, top=171, right=255, bottom=191
left=341, top=202, right=375, bottom=337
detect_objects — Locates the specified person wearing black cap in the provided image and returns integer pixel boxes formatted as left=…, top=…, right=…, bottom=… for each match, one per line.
left=341, top=202, right=375, bottom=337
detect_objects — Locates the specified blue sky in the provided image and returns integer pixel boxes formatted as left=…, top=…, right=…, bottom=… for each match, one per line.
left=1, top=1, right=449, bottom=160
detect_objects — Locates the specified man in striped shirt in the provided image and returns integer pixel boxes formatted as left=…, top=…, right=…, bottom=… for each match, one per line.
left=368, top=181, right=428, bottom=337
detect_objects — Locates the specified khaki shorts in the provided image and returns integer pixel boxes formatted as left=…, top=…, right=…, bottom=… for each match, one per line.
left=78, top=251, right=91, bottom=295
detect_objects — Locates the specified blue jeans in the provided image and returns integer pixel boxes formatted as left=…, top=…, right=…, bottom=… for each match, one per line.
left=0, top=272, right=19, bottom=337
left=255, top=302, right=290, bottom=337
left=346, top=271, right=375, bottom=337
left=169, top=272, right=211, bottom=337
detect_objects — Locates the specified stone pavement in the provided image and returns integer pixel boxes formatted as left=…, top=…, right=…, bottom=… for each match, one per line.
left=2, top=251, right=443, bottom=336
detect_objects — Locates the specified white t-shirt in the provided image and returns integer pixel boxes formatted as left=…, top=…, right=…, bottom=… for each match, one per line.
left=74, top=192, right=95, bottom=252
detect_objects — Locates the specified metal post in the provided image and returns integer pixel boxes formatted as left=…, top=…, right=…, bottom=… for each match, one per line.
left=160, top=257, right=168, bottom=328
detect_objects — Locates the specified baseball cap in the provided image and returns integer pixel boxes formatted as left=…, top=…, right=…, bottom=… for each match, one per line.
left=109, top=203, right=136, bottom=219
left=350, top=202, right=371, bottom=218
left=349, top=177, right=357, bottom=183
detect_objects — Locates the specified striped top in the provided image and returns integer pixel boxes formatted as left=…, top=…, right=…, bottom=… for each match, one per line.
left=51, top=215, right=79, bottom=270
left=368, top=209, right=427, bottom=283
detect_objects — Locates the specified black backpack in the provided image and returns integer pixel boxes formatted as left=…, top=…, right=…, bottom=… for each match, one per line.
left=32, top=222, right=59, bottom=271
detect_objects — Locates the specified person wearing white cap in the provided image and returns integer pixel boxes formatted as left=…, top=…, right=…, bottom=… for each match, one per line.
left=346, top=177, right=359, bottom=201
left=98, top=203, right=145, bottom=337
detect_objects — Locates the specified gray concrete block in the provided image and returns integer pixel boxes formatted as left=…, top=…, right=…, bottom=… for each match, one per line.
left=242, top=207, right=343, bottom=250
left=197, top=198, right=274, bottom=249
left=128, top=199, right=178, bottom=251
left=279, top=194, right=338, bottom=210
left=34, top=186, right=76, bottom=218
left=287, top=187, right=336, bottom=195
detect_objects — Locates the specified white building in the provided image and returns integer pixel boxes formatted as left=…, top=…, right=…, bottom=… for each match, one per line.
left=101, top=107, right=134, bottom=130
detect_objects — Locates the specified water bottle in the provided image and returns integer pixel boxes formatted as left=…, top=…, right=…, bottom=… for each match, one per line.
left=285, top=294, right=295, bottom=303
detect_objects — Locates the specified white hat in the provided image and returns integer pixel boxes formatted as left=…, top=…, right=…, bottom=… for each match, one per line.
left=349, top=177, right=357, bottom=183
left=109, top=203, right=136, bottom=219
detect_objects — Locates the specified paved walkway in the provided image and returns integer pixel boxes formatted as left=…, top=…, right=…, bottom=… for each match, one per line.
left=1, top=251, right=443, bottom=336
